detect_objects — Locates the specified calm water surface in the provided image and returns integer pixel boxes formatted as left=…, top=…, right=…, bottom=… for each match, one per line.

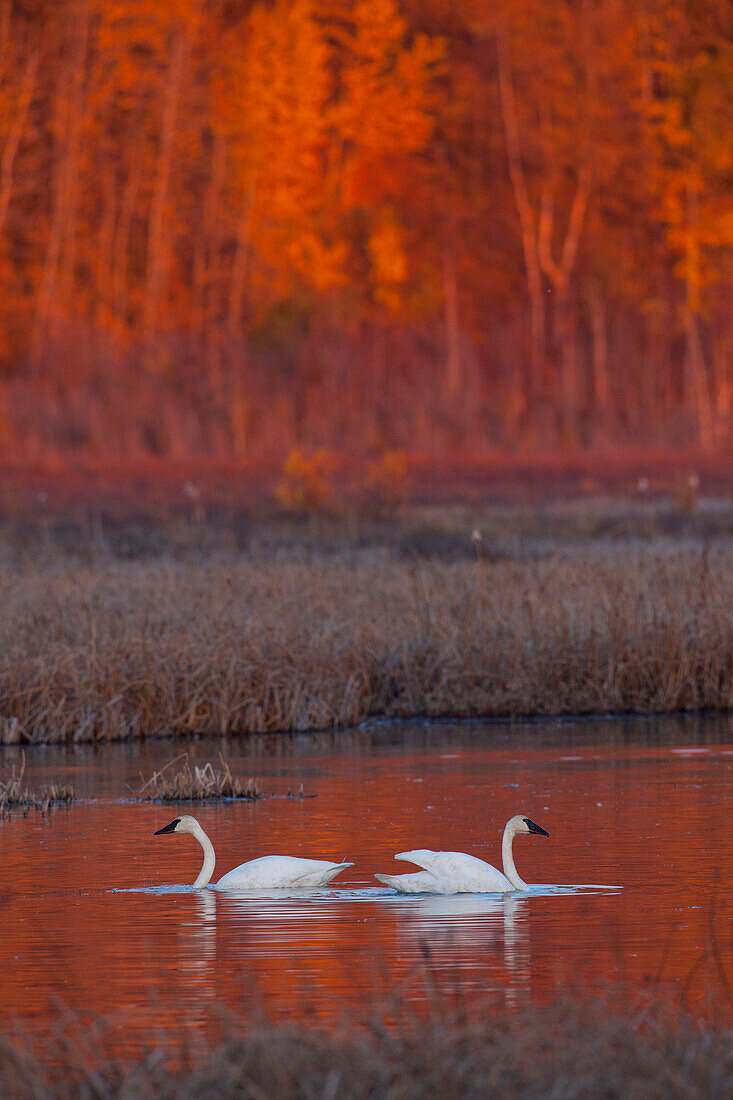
left=4, top=714, right=733, bottom=1048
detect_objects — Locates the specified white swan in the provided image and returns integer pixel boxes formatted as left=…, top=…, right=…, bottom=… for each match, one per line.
left=374, top=814, right=549, bottom=894
left=153, top=815, right=353, bottom=890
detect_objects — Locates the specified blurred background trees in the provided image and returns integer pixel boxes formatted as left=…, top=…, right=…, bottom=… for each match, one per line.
left=0, top=0, right=732, bottom=458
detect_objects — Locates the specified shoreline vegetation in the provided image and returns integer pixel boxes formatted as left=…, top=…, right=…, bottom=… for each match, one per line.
left=3, top=993, right=732, bottom=1098
left=0, top=500, right=731, bottom=744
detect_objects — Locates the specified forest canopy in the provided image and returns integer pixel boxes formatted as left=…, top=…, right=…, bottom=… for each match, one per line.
left=0, top=0, right=732, bottom=457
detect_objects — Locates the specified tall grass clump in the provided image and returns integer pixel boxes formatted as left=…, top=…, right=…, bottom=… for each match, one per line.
left=0, top=543, right=731, bottom=743
left=135, top=754, right=260, bottom=801
left=0, top=753, right=74, bottom=814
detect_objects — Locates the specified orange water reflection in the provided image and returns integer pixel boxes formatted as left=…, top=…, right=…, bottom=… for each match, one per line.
left=3, top=719, right=733, bottom=1050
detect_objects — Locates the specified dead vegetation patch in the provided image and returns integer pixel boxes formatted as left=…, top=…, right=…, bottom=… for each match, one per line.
left=3, top=993, right=733, bottom=1098
left=0, top=753, right=74, bottom=815
left=135, top=754, right=261, bottom=801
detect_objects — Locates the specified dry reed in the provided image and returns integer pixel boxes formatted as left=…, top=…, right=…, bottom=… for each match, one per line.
left=0, top=542, right=731, bottom=743
left=135, top=754, right=261, bottom=800
left=3, top=994, right=733, bottom=1097
left=0, top=752, right=74, bottom=814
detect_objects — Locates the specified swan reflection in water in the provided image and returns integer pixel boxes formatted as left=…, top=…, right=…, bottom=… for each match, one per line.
left=201, top=887, right=534, bottom=1009
left=385, top=892, right=531, bottom=1007
left=174, top=888, right=219, bottom=1008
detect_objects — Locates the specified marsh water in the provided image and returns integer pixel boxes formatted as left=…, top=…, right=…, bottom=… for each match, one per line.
left=4, top=714, right=733, bottom=1050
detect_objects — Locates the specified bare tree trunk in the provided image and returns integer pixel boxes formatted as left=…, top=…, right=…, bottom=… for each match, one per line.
left=227, top=186, right=255, bottom=338
left=586, top=282, right=610, bottom=432
left=142, top=28, right=188, bottom=342
left=711, top=327, right=731, bottom=442
left=682, top=185, right=714, bottom=448
left=198, top=133, right=228, bottom=400
left=30, top=2, right=89, bottom=373
left=231, top=378, right=249, bottom=457
left=442, top=240, right=461, bottom=399
left=192, top=127, right=225, bottom=329
left=683, top=303, right=714, bottom=448
left=537, top=175, right=589, bottom=438
left=112, top=149, right=143, bottom=331
left=0, top=1, right=10, bottom=65
left=0, top=50, right=38, bottom=235
left=556, top=290, right=578, bottom=432
left=95, top=161, right=117, bottom=327
left=496, top=34, right=545, bottom=412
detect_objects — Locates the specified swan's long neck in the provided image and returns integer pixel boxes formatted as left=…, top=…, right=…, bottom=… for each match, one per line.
left=502, top=822, right=527, bottom=890
left=191, top=823, right=216, bottom=888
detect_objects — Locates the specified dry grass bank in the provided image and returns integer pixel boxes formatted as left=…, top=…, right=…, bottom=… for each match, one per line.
left=3, top=996, right=733, bottom=1097
left=0, top=541, right=731, bottom=743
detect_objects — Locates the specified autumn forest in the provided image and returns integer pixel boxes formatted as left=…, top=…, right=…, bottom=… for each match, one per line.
left=1, top=0, right=732, bottom=459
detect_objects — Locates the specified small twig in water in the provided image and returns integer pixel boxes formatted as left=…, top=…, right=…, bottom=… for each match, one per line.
left=134, top=752, right=190, bottom=798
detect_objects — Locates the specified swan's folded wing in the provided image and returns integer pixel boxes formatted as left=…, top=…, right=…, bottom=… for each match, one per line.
left=395, top=849, right=511, bottom=892
left=290, top=860, right=353, bottom=887
left=395, top=849, right=478, bottom=882
left=376, top=870, right=447, bottom=893
left=216, top=855, right=352, bottom=890
left=395, top=849, right=484, bottom=876
left=395, top=849, right=444, bottom=871
left=391, top=850, right=447, bottom=889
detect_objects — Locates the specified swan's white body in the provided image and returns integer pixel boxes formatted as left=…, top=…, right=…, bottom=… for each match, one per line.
left=375, top=814, right=549, bottom=894
left=154, top=815, right=352, bottom=890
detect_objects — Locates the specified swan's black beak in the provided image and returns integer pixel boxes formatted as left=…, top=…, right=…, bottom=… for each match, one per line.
left=524, top=818, right=550, bottom=837
left=154, top=818, right=180, bottom=835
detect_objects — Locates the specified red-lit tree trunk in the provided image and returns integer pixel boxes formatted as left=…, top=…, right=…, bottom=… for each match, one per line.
left=711, top=326, right=732, bottom=442
left=442, top=238, right=462, bottom=400
left=112, top=150, right=143, bottom=336
left=683, top=302, right=714, bottom=449
left=537, top=174, right=589, bottom=440
left=496, top=33, right=545, bottom=418
left=30, top=2, right=89, bottom=374
left=227, top=186, right=255, bottom=339
left=142, top=28, right=189, bottom=344
left=682, top=185, right=714, bottom=448
left=585, top=282, right=611, bottom=436
left=0, top=50, right=37, bottom=235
